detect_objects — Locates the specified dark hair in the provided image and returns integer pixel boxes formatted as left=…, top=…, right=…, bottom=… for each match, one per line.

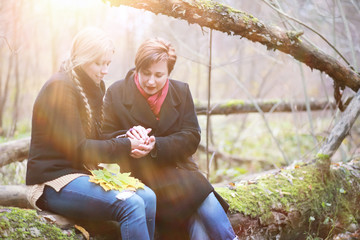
left=135, top=38, right=177, bottom=74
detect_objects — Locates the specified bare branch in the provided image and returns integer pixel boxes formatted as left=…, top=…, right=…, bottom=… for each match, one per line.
left=106, top=0, right=360, bottom=91
left=318, top=90, right=360, bottom=158
left=261, top=0, right=352, bottom=68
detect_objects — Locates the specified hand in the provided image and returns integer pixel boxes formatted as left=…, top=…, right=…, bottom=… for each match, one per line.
left=130, top=136, right=156, bottom=159
left=129, top=137, right=145, bottom=151
left=127, top=126, right=152, bottom=144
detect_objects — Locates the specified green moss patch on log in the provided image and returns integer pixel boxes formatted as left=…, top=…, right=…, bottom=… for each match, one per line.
left=216, top=159, right=360, bottom=238
left=0, top=207, right=78, bottom=239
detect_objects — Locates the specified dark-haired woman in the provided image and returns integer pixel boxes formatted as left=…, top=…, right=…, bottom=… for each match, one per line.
left=103, top=38, right=237, bottom=240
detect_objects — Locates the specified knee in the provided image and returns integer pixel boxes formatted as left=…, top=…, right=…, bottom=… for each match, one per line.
left=126, top=194, right=146, bottom=210
left=141, top=187, right=156, bottom=208
left=113, top=194, right=146, bottom=221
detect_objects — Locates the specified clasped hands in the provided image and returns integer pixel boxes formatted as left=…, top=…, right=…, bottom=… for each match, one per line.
left=127, top=125, right=156, bottom=159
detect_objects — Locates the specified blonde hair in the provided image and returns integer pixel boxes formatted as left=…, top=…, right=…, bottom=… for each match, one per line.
left=135, top=38, right=177, bottom=74
left=63, top=27, right=115, bottom=137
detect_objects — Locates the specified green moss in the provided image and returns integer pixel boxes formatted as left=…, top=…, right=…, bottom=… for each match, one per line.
left=191, top=0, right=218, bottom=9
left=189, top=0, right=259, bottom=24
left=215, top=162, right=359, bottom=228
left=0, top=207, right=78, bottom=239
left=220, top=99, right=245, bottom=107
left=316, top=153, right=330, bottom=160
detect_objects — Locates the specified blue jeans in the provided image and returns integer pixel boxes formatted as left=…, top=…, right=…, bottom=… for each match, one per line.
left=189, top=192, right=237, bottom=240
left=40, top=176, right=156, bottom=240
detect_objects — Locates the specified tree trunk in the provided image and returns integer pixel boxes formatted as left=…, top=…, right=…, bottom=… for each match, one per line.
left=0, top=51, right=13, bottom=136
left=106, top=0, right=360, bottom=92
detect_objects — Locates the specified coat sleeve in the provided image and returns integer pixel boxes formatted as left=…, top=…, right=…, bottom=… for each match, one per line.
left=154, top=83, right=201, bottom=165
left=33, top=79, right=131, bottom=169
left=102, top=84, right=127, bottom=137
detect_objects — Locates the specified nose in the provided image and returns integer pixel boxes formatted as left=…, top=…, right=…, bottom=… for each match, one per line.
left=101, top=65, right=109, bottom=75
left=147, top=75, right=155, bottom=85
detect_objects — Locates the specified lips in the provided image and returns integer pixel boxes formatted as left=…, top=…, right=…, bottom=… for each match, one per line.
left=146, top=86, right=156, bottom=91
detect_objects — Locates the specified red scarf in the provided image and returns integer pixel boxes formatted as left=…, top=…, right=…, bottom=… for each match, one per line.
left=134, top=73, right=169, bottom=120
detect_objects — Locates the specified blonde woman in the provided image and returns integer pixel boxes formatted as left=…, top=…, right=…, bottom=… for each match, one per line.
left=26, top=28, right=156, bottom=240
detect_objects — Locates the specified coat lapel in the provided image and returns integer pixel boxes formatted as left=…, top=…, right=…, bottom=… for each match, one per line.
left=123, top=71, right=158, bottom=129
left=131, top=94, right=158, bottom=129
left=157, top=81, right=181, bottom=135
left=122, top=71, right=181, bottom=133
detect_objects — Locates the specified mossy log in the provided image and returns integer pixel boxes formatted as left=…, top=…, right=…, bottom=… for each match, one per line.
left=0, top=206, right=119, bottom=240
left=1, top=159, right=360, bottom=239
left=215, top=159, right=360, bottom=239
left=195, top=99, right=336, bottom=115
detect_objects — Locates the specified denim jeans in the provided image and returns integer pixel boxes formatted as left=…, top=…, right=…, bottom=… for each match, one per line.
left=40, top=176, right=156, bottom=240
left=189, top=192, right=237, bottom=240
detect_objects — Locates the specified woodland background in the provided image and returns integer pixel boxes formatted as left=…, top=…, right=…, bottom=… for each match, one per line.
left=1, top=0, right=360, bottom=239
left=0, top=0, right=359, bottom=199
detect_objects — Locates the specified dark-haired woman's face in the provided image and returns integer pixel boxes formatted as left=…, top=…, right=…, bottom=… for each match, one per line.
left=138, top=60, right=168, bottom=95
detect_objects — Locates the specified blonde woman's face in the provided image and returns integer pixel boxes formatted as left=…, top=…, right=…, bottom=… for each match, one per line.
left=138, top=60, right=169, bottom=95
left=82, top=51, right=113, bottom=85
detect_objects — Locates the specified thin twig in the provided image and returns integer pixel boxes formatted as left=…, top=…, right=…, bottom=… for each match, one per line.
left=336, top=0, right=358, bottom=71
left=261, top=0, right=352, bottom=68
left=299, top=63, right=319, bottom=147
left=206, top=29, right=213, bottom=179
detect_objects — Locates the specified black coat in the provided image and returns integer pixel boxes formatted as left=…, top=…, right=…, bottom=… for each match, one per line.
left=103, top=69, right=228, bottom=224
left=26, top=69, right=131, bottom=185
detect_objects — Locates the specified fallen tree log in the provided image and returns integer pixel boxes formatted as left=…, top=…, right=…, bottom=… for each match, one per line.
left=0, top=136, right=30, bottom=167
left=218, top=159, right=360, bottom=239
left=195, top=99, right=336, bottom=115
left=0, top=206, right=120, bottom=239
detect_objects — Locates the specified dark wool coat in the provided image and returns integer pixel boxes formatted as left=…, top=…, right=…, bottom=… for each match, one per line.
left=103, top=69, right=229, bottom=236
left=26, top=69, right=131, bottom=185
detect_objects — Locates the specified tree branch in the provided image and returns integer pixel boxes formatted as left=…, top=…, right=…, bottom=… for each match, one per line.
left=105, top=0, right=360, bottom=91
left=318, top=90, right=360, bottom=158
left=195, top=98, right=336, bottom=115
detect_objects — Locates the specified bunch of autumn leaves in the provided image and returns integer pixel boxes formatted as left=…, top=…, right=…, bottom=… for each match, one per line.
left=89, top=168, right=144, bottom=192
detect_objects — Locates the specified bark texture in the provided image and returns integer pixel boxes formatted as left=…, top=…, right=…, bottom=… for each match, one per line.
left=106, top=0, right=360, bottom=92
